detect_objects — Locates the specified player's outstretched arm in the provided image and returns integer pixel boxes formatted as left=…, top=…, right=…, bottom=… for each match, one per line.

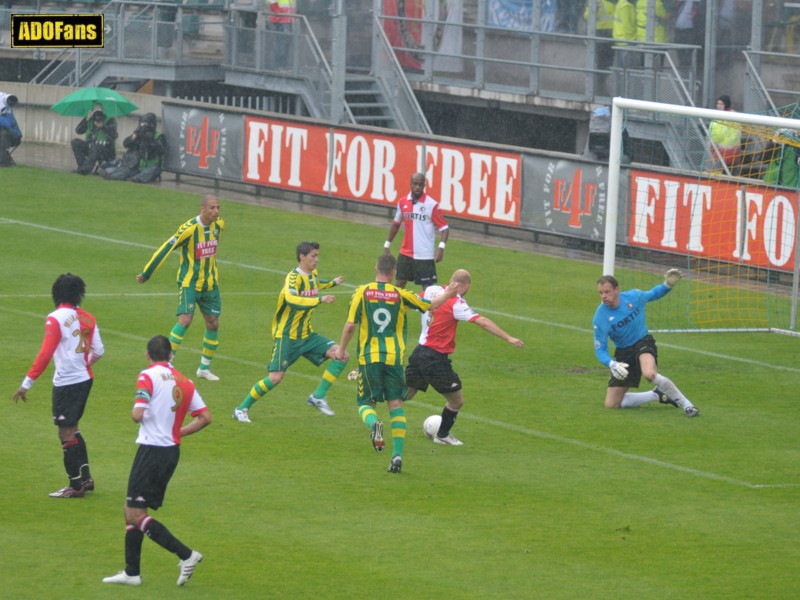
left=473, top=316, right=524, bottom=347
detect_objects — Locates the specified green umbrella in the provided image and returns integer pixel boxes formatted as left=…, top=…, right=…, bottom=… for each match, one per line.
left=51, top=87, right=138, bottom=118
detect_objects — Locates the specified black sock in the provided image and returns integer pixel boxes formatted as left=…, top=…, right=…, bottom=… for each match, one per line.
left=61, top=438, right=83, bottom=489
left=74, top=431, right=91, bottom=481
left=143, top=518, right=192, bottom=560
left=125, top=525, right=144, bottom=576
left=437, top=406, right=459, bottom=438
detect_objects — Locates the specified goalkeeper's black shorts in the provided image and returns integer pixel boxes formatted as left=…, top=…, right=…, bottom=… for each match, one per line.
left=609, top=334, right=658, bottom=388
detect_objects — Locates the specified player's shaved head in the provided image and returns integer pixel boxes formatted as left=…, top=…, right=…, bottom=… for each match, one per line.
left=200, top=193, right=217, bottom=207
left=451, top=269, right=471, bottom=285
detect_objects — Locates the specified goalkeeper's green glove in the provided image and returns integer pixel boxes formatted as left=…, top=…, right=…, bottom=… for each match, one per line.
left=664, top=268, right=683, bottom=288
left=608, top=360, right=629, bottom=381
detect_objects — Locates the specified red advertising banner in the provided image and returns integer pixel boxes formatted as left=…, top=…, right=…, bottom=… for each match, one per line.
left=629, top=170, right=799, bottom=272
left=242, top=115, right=521, bottom=226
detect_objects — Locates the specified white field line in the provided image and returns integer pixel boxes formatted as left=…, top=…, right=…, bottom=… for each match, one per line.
left=3, top=218, right=798, bottom=489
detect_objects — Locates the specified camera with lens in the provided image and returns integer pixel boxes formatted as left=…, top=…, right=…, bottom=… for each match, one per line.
left=135, top=124, right=155, bottom=136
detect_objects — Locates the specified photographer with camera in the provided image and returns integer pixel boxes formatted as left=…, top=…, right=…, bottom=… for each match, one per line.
left=71, top=104, right=118, bottom=175
left=100, top=113, right=166, bottom=184
left=0, top=92, right=22, bottom=167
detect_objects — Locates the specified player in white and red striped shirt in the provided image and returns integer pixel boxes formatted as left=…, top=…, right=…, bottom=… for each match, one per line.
left=405, top=269, right=524, bottom=445
left=14, top=273, right=105, bottom=498
left=104, top=335, right=211, bottom=587
left=384, top=172, right=449, bottom=289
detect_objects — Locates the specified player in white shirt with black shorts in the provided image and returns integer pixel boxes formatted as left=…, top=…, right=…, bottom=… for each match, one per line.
left=103, top=335, right=212, bottom=587
left=14, top=273, right=104, bottom=498
left=384, top=172, right=449, bottom=289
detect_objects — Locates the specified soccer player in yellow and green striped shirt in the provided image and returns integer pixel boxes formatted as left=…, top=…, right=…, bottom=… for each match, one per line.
left=234, top=241, right=349, bottom=422
left=137, top=194, right=224, bottom=381
left=334, top=254, right=457, bottom=473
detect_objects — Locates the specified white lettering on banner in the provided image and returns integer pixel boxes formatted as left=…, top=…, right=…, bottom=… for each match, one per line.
left=493, top=157, right=518, bottom=222
left=736, top=192, right=796, bottom=266
left=660, top=180, right=680, bottom=248
left=469, top=153, right=491, bottom=218
left=765, top=195, right=795, bottom=267
left=195, top=240, right=217, bottom=259
left=348, top=136, right=370, bottom=197
left=684, top=182, right=711, bottom=253
left=734, top=191, right=761, bottom=261
left=632, top=176, right=659, bottom=244
left=633, top=176, right=711, bottom=252
left=437, top=148, right=466, bottom=214
left=631, top=170, right=800, bottom=271
left=245, top=121, right=307, bottom=186
left=423, top=145, right=518, bottom=224
left=323, top=133, right=397, bottom=201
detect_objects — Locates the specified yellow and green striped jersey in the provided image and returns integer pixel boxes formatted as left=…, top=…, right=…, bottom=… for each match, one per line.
left=346, top=281, right=431, bottom=366
left=272, top=268, right=337, bottom=340
left=141, top=216, right=224, bottom=291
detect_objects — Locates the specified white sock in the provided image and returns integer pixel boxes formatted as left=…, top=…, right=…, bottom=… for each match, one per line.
left=653, top=374, right=694, bottom=408
left=621, top=390, right=659, bottom=408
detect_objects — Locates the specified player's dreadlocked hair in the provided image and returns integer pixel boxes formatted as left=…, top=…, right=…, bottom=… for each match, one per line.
left=51, top=273, right=86, bottom=307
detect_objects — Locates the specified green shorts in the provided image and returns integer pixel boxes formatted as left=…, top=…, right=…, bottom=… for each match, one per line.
left=177, top=286, right=221, bottom=317
left=355, top=362, right=407, bottom=406
left=268, top=332, right=334, bottom=372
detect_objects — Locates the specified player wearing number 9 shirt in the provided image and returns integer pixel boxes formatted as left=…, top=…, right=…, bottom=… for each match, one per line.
left=334, top=254, right=457, bottom=473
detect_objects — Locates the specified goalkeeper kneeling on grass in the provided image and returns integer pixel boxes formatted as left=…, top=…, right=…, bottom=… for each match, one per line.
left=592, top=269, right=700, bottom=418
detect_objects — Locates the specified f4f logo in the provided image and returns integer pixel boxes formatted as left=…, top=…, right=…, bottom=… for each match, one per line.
left=553, top=168, right=597, bottom=228
left=186, top=116, right=221, bottom=169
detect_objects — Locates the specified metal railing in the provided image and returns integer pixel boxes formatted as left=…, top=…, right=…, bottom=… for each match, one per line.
left=371, top=15, right=431, bottom=134
left=223, top=9, right=348, bottom=123
left=29, top=1, right=228, bottom=87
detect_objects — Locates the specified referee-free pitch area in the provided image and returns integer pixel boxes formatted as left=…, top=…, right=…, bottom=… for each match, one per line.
left=1, top=167, right=798, bottom=599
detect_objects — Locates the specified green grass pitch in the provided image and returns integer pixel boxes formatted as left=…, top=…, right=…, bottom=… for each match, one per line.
left=1, top=167, right=798, bottom=599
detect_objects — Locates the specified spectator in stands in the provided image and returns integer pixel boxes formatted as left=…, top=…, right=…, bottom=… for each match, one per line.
left=706, top=95, right=742, bottom=172
left=636, top=0, right=667, bottom=45
left=72, top=104, right=117, bottom=175
left=673, top=0, right=703, bottom=68
left=762, top=132, right=799, bottom=189
left=613, top=0, right=639, bottom=69
left=0, top=92, right=22, bottom=167
left=558, top=0, right=582, bottom=33
left=583, top=0, right=617, bottom=71
left=100, top=113, right=166, bottom=184
left=268, top=0, right=296, bottom=69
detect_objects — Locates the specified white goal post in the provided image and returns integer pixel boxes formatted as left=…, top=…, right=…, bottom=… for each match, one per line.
left=604, top=98, right=800, bottom=333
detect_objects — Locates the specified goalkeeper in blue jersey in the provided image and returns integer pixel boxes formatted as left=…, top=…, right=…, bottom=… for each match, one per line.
left=592, top=270, right=700, bottom=417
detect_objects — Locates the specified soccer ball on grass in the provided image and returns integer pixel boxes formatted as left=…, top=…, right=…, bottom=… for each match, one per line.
left=423, top=414, right=442, bottom=439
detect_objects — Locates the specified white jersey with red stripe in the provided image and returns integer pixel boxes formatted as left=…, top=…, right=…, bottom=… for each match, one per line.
left=418, top=286, right=480, bottom=355
left=393, top=193, right=449, bottom=260
left=24, top=304, right=104, bottom=388
left=133, top=362, right=208, bottom=447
